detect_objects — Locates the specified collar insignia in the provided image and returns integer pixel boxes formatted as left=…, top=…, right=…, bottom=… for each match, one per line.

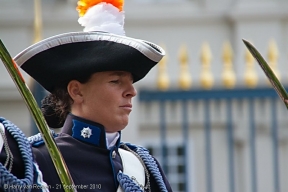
left=81, top=127, right=92, bottom=138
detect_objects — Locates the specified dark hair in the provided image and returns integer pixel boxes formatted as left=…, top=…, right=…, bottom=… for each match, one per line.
left=41, top=75, right=91, bottom=128
left=41, top=89, right=72, bottom=128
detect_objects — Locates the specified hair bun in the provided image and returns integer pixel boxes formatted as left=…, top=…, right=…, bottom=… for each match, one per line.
left=41, top=94, right=64, bottom=128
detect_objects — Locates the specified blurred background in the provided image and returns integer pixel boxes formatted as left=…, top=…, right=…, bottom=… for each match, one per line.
left=1, top=0, right=288, bottom=192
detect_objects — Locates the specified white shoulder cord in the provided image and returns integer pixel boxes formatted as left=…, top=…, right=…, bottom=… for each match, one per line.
left=0, top=122, right=13, bottom=171
left=0, top=123, right=5, bottom=154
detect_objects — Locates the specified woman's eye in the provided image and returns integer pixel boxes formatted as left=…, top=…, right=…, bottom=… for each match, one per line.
left=110, top=80, right=120, bottom=84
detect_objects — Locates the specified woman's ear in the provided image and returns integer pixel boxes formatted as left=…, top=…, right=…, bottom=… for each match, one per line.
left=67, top=80, right=83, bottom=104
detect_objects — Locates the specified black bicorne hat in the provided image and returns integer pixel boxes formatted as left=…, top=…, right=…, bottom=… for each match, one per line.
left=13, top=31, right=165, bottom=93
left=13, top=1, right=165, bottom=93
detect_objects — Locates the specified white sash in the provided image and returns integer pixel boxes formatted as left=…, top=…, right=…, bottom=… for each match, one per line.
left=116, top=148, right=145, bottom=192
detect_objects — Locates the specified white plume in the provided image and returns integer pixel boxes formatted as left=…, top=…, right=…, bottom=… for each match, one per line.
left=78, top=2, right=125, bottom=36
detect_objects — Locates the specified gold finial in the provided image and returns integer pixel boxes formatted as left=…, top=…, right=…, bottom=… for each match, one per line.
left=33, top=0, right=42, bottom=43
left=157, top=45, right=169, bottom=91
left=222, top=41, right=236, bottom=89
left=29, top=0, right=43, bottom=88
left=178, top=44, right=192, bottom=90
left=244, top=44, right=258, bottom=88
left=200, top=42, right=214, bottom=89
left=267, top=39, right=280, bottom=83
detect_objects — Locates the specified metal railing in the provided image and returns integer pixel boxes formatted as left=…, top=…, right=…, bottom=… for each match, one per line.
left=139, top=87, right=288, bottom=192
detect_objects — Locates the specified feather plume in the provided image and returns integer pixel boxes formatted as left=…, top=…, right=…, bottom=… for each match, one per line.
left=77, top=0, right=125, bottom=36
left=77, top=0, right=124, bottom=17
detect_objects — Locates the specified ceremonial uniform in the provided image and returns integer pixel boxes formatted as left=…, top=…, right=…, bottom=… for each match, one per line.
left=0, top=114, right=172, bottom=191
left=0, top=0, right=172, bottom=191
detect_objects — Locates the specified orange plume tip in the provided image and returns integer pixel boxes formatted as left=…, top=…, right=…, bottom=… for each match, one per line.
left=77, top=0, right=124, bottom=17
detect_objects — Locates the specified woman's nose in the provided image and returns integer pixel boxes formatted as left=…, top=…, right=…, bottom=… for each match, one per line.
left=125, top=83, right=137, bottom=98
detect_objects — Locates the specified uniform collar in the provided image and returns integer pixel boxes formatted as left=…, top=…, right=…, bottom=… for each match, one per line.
left=61, top=113, right=121, bottom=149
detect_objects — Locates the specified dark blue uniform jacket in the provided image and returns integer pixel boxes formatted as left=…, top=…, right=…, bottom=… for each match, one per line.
left=0, top=114, right=173, bottom=192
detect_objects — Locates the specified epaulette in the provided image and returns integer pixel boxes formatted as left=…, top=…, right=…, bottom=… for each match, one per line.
left=0, top=117, right=34, bottom=191
left=28, top=130, right=58, bottom=147
left=0, top=117, right=50, bottom=191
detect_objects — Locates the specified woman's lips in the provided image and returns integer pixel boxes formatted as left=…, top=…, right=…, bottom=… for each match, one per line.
left=120, top=104, right=132, bottom=111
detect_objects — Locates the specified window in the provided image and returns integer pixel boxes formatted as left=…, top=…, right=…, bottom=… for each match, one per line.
left=145, top=145, right=187, bottom=192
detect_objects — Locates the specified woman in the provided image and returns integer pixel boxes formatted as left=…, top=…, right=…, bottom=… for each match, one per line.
left=0, top=0, right=172, bottom=191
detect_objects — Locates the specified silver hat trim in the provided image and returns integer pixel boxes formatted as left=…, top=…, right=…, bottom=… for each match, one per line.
left=14, top=32, right=165, bottom=66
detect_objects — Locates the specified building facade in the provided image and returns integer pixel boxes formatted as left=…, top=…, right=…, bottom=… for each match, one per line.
left=1, top=0, right=288, bottom=192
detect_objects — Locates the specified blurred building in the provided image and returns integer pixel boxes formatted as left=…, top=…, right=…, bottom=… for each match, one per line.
left=1, top=0, right=288, bottom=192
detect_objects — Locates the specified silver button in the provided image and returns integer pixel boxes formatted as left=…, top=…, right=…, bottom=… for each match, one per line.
left=112, top=151, right=116, bottom=158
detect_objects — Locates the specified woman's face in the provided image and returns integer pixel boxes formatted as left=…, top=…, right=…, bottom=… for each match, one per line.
left=70, top=71, right=137, bottom=132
